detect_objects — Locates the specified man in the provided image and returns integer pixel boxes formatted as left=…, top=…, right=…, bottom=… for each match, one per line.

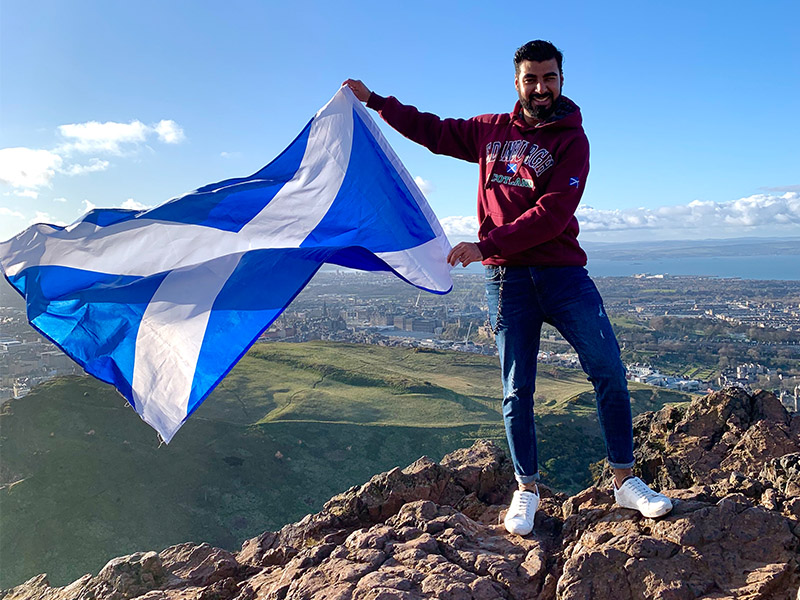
left=344, top=40, right=672, bottom=536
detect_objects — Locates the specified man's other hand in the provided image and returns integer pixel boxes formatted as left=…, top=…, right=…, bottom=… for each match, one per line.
left=447, top=242, right=483, bottom=267
left=342, top=79, right=372, bottom=103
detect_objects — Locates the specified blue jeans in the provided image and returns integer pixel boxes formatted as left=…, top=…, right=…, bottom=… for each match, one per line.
left=485, top=265, right=635, bottom=484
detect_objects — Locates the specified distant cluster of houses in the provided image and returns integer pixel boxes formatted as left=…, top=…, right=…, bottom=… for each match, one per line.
left=624, top=361, right=798, bottom=413
left=1, top=338, right=81, bottom=402
left=626, top=364, right=704, bottom=392
left=718, top=362, right=770, bottom=387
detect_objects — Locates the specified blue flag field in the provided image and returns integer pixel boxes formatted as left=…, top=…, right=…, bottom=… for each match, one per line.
left=0, top=87, right=453, bottom=443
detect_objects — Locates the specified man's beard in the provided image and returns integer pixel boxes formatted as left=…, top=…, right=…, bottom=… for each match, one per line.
left=520, top=93, right=556, bottom=121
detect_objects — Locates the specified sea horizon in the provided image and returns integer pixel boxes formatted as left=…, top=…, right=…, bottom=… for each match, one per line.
left=446, top=254, right=799, bottom=281
left=585, top=255, right=800, bottom=281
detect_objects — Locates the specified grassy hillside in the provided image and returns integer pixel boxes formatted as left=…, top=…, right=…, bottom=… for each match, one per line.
left=0, top=342, right=691, bottom=588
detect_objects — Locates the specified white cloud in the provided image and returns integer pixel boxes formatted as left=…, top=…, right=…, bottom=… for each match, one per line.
left=154, top=120, right=185, bottom=144
left=53, top=197, right=68, bottom=203
left=437, top=192, right=800, bottom=242
left=577, top=192, right=800, bottom=232
left=0, top=147, right=63, bottom=188
left=57, top=120, right=150, bottom=154
left=14, top=189, right=40, bottom=199
left=62, top=158, right=110, bottom=176
left=29, top=211, right=66, bottom=227
left=120, top=198, right=150, bottom=210
left=75, top=198, right=148, bottom=216
left=0, top=207, right=25, bottom=219
left=0, top=117, right=182, bottom=195
left=414, top=176, right=434, bottom=196
left=56, top=118, right=185, bottom=155
left=440, top=215, right=478, bottom=238
left=220, top=151, right=242, bottom=159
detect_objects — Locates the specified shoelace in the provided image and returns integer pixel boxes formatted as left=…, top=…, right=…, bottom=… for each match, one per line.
left=626, top=478, right=660, bottom=500
left=510, top=492, right=537, bottom=516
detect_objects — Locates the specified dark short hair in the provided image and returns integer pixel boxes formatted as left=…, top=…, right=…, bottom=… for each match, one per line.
left=514, top=40, right=563, bottom=74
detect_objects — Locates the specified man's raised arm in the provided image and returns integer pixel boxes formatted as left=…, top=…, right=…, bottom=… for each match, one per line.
left=342, top=79, right=482, bottom=164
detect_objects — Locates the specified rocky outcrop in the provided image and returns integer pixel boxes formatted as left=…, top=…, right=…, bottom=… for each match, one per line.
left=3, top=388, right=799, bottom=600
left=595, top=388, right=800, bottom=521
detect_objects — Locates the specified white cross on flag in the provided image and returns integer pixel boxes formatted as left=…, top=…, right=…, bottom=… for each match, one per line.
left=0, top=87, right=452, bottom=443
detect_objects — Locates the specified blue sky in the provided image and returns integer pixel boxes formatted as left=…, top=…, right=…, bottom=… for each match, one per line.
left=1, top=0, right=798, bottom=244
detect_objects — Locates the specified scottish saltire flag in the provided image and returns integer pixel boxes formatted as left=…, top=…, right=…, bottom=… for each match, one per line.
left=0, top=87, right=452, bottom=443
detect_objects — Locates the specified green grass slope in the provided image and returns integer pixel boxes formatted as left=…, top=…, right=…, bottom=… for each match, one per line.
left=0, top=342, right=692, bottom=588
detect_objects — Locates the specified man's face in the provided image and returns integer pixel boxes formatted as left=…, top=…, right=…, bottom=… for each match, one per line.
left=515, top=58, right=563, bottom=122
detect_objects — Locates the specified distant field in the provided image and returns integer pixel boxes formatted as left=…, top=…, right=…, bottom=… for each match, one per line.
left=0, top=341, right=692, bottom=589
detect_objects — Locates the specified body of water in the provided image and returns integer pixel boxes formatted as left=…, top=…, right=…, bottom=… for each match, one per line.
left=585, top=255, right=800, bottom=280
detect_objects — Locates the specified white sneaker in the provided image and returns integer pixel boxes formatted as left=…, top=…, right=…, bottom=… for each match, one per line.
left=614, top=476, right=673, bottom=518
left=504, top=489, right=539, bottom=535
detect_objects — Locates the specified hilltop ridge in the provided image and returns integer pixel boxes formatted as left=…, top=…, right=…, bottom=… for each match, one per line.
left=4, top=387, right=799, bottom=600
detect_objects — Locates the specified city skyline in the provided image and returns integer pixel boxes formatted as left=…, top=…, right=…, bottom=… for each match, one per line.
left=3, top=270, right=798, bottom=408
left=1, top=0, right=799, bottom=244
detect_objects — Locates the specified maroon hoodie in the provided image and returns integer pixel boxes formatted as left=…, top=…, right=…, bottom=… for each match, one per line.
left=366, top=93, right=590, bottom=267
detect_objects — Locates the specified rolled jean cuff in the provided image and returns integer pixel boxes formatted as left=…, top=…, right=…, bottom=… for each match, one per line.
left=515, top=472, right=541, bottom=484
left=608, top=459, right=635, bottom=470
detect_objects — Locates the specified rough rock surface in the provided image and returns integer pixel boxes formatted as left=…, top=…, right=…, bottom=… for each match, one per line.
left=3, top=388, right=799, bottom=600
